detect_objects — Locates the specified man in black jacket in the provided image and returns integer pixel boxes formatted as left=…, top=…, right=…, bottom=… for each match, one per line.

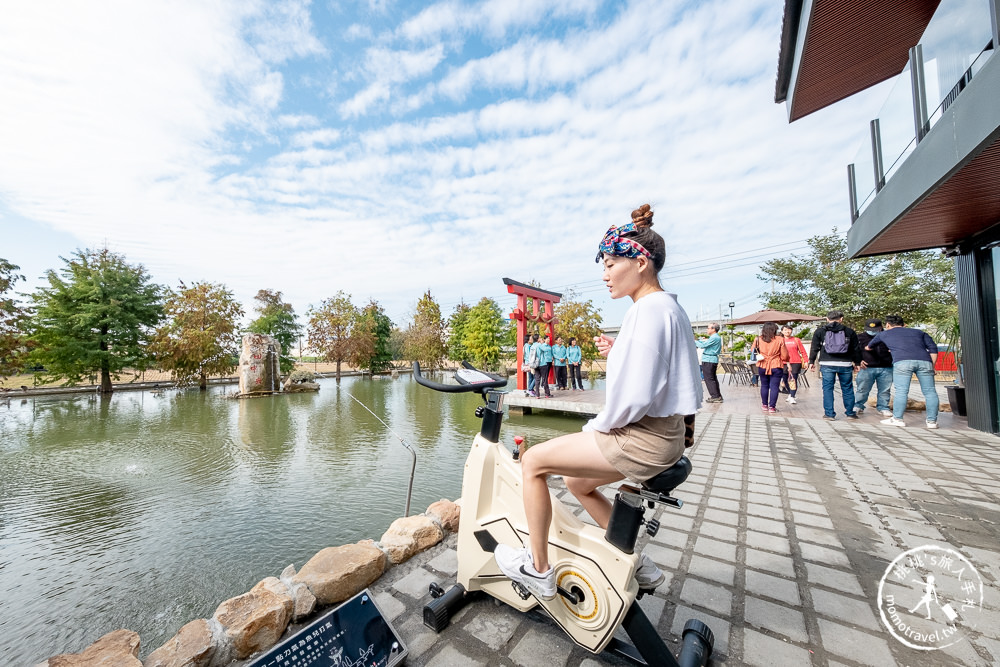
left=808, top=310, right=863, bottom=420
left=855, top=319, right=893, bottom=417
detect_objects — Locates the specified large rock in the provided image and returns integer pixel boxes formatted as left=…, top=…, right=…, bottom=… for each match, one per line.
left=380, top=515, right=444, bottom=564
left=239, top=334, right=282, bottom=395
left=291, top=543, right=386, bottom=605
left=279, top=565, right=317, bottom=621
left=212, top=587, right=292, bottom=660
left=142, top=619, right=214, bottom=667
left=48, top=629, right=141, bottom=667
left=426, top=499, right=460, bottom=533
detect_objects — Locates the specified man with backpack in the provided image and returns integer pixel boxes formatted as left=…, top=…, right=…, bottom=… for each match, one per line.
left=808, top=310, right=863, bottom=421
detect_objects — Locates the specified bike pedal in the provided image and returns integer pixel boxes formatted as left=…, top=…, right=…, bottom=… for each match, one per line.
left=511, top=580, right=532, bottom=601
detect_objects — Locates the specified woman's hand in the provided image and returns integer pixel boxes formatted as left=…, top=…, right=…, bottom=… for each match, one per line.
left=594, top=334, right=615, bottom=358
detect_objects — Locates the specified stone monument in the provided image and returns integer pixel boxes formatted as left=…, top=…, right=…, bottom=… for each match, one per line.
left=239, top=333, right=282, bottom=395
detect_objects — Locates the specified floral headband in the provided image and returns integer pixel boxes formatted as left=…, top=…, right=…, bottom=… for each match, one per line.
left=595, top=222, right=653, bottom=263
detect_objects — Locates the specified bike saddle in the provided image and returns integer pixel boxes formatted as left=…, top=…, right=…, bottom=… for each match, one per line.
left=641, top=456, right=691, bottom=495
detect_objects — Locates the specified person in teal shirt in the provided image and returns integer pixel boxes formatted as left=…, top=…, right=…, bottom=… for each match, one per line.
left=532, top=335, right=553, bottom=398
left=551, top=336, right=568, bottom=390
left=695, top=323, right=723, bottom=402
left=522, top=334, right=537, bottom=395
left=566, top=337, right=583, bottom=390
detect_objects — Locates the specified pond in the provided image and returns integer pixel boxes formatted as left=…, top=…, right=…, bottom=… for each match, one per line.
left=0, top=374, right=597, bottom=664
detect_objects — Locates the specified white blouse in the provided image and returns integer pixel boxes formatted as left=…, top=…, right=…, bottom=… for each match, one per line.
left=584, top=291, right=702, bottom=433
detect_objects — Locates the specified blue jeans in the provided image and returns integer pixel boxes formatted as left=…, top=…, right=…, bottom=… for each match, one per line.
left=892, top=360, right=939, bottom=421
left=855, top=366, right=892, bottom=412
left=821, top=365, right=856, bottom=418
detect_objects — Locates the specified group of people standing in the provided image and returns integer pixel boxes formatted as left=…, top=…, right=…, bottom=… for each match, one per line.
left=522, top=334, right=584, bottom=397
left=695, top=322, right=808, bottom=413
left=696, top=310, right=940, bottom=428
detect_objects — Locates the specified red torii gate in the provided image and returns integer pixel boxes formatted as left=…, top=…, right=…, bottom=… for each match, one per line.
left=503, top=278, right=562, bottom=391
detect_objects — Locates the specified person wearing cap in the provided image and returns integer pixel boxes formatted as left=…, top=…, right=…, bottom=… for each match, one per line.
left=855, top=319, right=894, bottom=417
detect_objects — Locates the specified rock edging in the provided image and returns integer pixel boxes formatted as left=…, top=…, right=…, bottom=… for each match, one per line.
left=42, top=498, right=461, bottom=667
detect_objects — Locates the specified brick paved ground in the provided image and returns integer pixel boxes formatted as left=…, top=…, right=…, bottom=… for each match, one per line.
left=363, top=410, right=1000, bottom=666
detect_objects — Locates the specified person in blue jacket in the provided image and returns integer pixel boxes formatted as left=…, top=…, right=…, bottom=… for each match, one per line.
left=695, top=323, right=723, bottom=402
left=552, top=336, right=568, bottom=390
left=532, top=334, right=553, bottom=398
left=566, top=337, right=583, bottom=390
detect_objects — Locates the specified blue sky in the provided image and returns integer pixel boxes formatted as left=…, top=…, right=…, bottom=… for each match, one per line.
left=0, top=0, right=888, bottom=329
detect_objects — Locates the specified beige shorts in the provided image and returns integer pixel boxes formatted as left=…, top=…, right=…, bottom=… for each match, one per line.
left=594, top=414, right=687, bottom=483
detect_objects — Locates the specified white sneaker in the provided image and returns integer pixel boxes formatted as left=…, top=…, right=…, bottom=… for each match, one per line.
left=880, top=410, right=893, bottom=417
left=880, top=417, right=907, bottom=427
left=788, top=396, right=797, bottom=404
left=635, top=553, right=665, bottom=589
left=494, top=544, right=556, bottom=600
left=926, top=421, right=938, bottom=430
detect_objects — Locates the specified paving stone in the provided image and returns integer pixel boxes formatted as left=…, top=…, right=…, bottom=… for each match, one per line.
left=711, top=487, right=741, bottom=500
left=702, top=508, right=739, bottom=527
left=745, top=503, right=784, bottom=521
left=464, top=603, right=523, bottom=650
left=788, top=499, right=829, bottom=516
left=425, top=643, right=488, bottom=666
left=693, top=536, right=737, bottom=562
left=649, top=525, right=689, bottom=549
left=742, top=629, right=812, bottom=667
left=746, top=492, right=780, bottom=506
left=746, top=515, right=788, bottom=536
left=745, top=569, right=801, bottom=606
left=791, top=511, right=836, bottom=530
left=669, top=605, right=731, bottom=655
left=393, top=567, right=440, bottom=598
left=680, top=578, right=732, bottom=615
left=426, top=549, right=459, bottom=576
left=804, top=563, right=865, bottom=596
left=706, top=496, right=740, bottom=512
left=663, top=515, right=695, bottom=533
left=374, top=590, right=406, bottom=621
left=745, top=548, right=795, bottom=578
left=799, top=542, right=851, bottom=568
left=699, top=521, right=738, bottom=543
left=687, top=555, right=736, bottom=585
left=744, top=596, right=808, bottom=642
left=643, top=543, right=682, bottom=570
left=810, top=589, right=878, bottom=627
left=785, top=489, right=824, bottom=503
left=816, top=619, right=895, bottom=667
left=507, top=626, right=573, bottom=667
left=794, top=526, right=843, bottom=549
left=744, top=530, right=791, bottom=555
left=635, top=590, right=666, bottom=625
left=397, top=615, right=442, bottom=658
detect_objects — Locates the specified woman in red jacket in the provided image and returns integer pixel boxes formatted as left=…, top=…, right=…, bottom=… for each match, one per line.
left=781, top=325, right=808, bottom=405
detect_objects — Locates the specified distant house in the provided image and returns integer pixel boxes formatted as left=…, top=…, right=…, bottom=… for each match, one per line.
left=775, top=0, right=999, bottom=434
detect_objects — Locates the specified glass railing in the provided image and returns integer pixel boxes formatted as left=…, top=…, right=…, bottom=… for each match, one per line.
left=851, top=137, right=876, bottom=217
left=921, top=0, right=994, bottom=130
left=876, top=62, right=918, bottom=183
left=848, top=0, right=995, bottom=221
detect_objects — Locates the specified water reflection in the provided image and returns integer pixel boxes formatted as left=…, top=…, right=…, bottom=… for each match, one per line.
left=0, top=375, right=592, bottom=664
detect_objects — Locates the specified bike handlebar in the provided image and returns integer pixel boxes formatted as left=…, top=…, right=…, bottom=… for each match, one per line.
left=412, top=361, right=508, bottom=393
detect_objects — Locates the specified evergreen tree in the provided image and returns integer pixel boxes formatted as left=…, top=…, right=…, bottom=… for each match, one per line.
left=463, top=297, right=506, bottom=370
left=247, top=289, right=301, bottom=374
left=150, top=281, right=244, bottom=390
left=0, top=258, right=28, bottom=379
left=28, top=248, right=163, bottom=393
left=758, top=230, right=957, bottom=329
left=403, top=290, right=446, bottom=368
left=307, top=291, right=357, bottom=379
left=446, top=303, right=472, bottom=362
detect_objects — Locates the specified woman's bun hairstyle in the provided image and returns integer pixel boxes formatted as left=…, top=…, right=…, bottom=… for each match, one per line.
left=622, top=203, right=665, bottom=271
left=631, top=204, right=654, bottom=229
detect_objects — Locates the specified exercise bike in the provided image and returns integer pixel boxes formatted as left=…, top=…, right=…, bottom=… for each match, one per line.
left=414, top=362, right=713, bottom=667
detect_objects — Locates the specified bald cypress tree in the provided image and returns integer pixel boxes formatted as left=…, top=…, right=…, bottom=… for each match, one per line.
left=29, top=248, right=163, bottom=393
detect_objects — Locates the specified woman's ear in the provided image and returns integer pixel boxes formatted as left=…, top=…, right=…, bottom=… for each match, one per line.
left=635, top=254, right=651, bottom=274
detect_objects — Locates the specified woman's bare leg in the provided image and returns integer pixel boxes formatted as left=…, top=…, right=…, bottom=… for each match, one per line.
left=564, top=474, right=622, bottom=529
left=521, top=430, right=623, bottom=573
